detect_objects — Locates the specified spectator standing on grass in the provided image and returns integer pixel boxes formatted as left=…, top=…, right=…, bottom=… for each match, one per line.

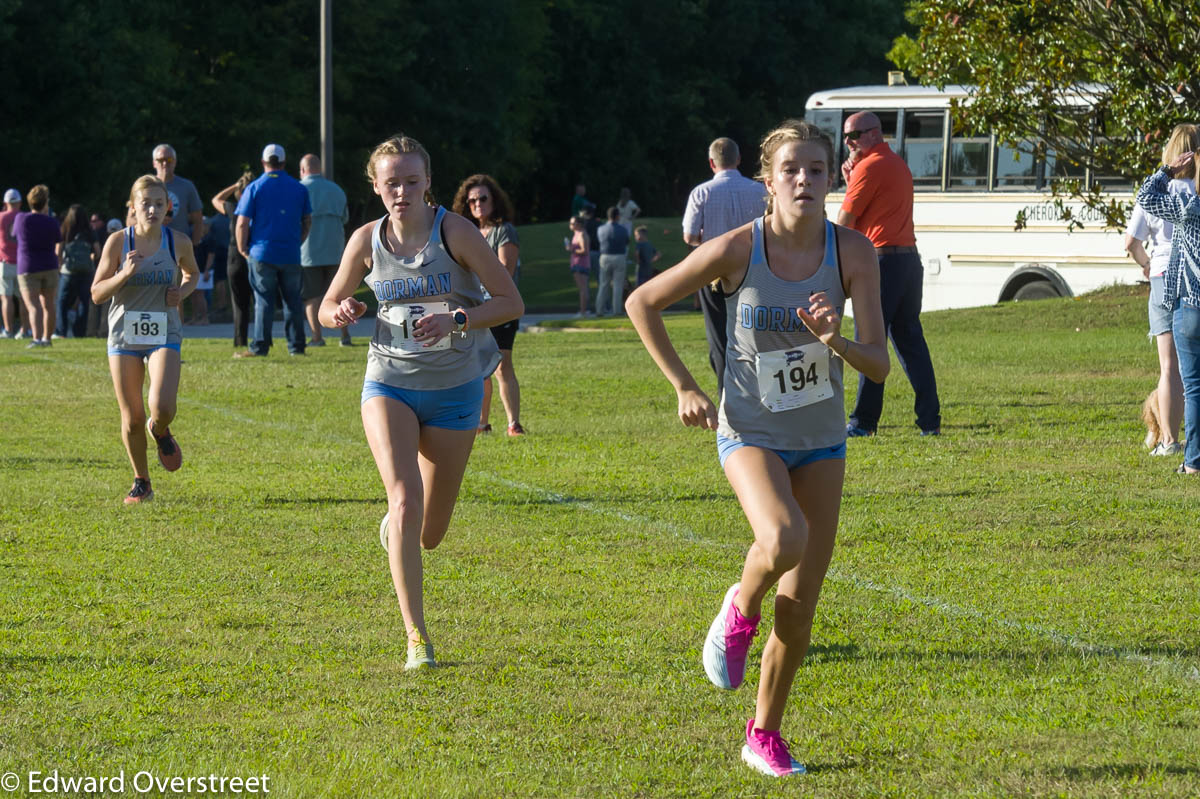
left=85, top=213, right=109, bottom=337
left=570, top=183, right=590, bottom=218
left=453, top=173, right=526, bottom=436
left=14, top=184, right=61, bottom=347
left=212, top=171, right=255, bottom=349
left=318, top=134, right=522, bottom=671
left=634, top=225, right=661, bottom=287
left=683, top=137, right=768, bottom=396
left=1125, top=124, right=1198, bottom=457
left=54, top=204, right=99, bottom=338
left=234, top=144, right=311, bottom=359
left=627, top=120, right=888, bottom=778
left=0, top=188, right=26, bottom=338
left=152, top=144, right=203, bottom=243
left=202, top=211, right=230, bottom=319
left=1138, top=145, right=1200, bottom=475
left=91, top=174, right=199, bottom=504
left=616, top=187, right=640, bottom=235
left=596, top=206, right=630, bottom=317
left=583, top=203, right=600, bottom=285
left=838, top=111, right=941, bottom=438
left=567, top=215, right=591, bottom=316
left=300, top=153, right=351, bottom=347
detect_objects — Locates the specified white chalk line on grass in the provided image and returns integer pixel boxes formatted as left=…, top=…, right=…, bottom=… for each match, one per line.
left=39, top=353, right=1200, bottom=684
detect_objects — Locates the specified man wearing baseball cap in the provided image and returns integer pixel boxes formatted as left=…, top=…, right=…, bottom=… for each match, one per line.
left=233, top=144, right=312, bottom=358
left=0, top=188, right=24, bottom=338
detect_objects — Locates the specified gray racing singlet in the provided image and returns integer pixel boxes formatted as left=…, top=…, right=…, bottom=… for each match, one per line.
left=107, top=226, right=182, bottom=351
left=717, top=217, right=847, bottom=450
left=364, top=207, right=500, bottom=390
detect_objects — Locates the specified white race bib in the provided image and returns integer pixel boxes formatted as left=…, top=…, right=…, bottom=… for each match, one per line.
left=124, top=311, right=168, bottom=346
left=756, top=342, right=833, bottom=413
left=377, top=301, right=451, bottom=352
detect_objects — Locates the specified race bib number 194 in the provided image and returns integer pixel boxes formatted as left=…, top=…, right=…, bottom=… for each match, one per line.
left=756, top=342, right=833, bottom=413
left=377, top=301, right=451, bottom=352
left=125, top=312, right=167, bottom=346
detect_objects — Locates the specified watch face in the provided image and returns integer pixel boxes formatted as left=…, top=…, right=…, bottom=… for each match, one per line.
left=454, top=310, right=467, bottom=326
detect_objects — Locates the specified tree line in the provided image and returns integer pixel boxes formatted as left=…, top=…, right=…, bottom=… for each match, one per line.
left=0, top=0, right=906, bottom=227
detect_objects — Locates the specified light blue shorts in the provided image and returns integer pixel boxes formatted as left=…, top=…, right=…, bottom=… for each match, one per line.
left=1149, top=275, right=1173, bottom=337
left=361, top=378, right=484, bottom=431
left=717, top=434, right=846, bottom=470
left=108, top=342, right=182, bottom=358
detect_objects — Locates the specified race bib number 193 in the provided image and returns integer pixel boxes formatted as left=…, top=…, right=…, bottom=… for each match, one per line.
left=125, top=311, right=167, bottom=346
left=377, top=301, right=451, bottom=352
left=756, top=342, right=833, bottom=413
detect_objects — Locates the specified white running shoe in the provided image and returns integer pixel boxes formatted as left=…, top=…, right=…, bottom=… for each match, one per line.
left=1151, top=442, right=1183, bottom=456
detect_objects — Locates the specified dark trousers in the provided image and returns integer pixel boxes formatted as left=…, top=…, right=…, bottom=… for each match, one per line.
left=849, top=252, right=941, bottom=432
left=227, top=251, right=252, bottom=348
left=54, top=271, right=91, bottom=337
left=699, top=282, right=727, bottom=398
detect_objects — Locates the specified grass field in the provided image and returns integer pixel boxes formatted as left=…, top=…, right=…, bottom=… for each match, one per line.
left=2, top=284, right=1199, bottom=797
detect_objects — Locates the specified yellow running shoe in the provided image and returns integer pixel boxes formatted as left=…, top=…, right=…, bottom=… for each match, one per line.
left=405, top=637, right=436, bottom=671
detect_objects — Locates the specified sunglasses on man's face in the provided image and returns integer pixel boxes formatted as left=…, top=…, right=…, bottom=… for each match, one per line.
left=844, top=127, right=878, bottom=141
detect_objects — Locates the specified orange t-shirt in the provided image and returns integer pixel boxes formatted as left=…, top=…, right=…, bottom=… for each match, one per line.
left=840, top=142, right=916, bottom=248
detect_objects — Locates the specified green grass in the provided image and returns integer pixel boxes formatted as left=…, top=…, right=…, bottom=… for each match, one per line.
left=2, top=284, right=1199, bottom=797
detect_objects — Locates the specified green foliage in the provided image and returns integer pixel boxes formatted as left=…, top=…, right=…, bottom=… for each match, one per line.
left=0, top=0, right=905, bottom=225
left=890, top=0, right=1200, bottom=227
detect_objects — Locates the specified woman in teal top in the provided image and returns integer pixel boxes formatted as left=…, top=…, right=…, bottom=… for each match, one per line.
left=91, top=175, right=199, bottom=504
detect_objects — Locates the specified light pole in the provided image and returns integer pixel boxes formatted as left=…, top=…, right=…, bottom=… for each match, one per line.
left=320, top=0, right=333, bottom=179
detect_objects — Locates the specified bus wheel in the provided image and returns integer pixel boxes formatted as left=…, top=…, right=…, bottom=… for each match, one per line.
left=1013, top=280, right=1060, bottom=301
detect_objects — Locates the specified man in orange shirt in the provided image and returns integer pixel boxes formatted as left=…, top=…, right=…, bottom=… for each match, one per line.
left=837, top=111, right=941, bottom=436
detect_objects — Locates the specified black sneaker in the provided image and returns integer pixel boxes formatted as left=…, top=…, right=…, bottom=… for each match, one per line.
left=124, top=478, right=154, bottom=505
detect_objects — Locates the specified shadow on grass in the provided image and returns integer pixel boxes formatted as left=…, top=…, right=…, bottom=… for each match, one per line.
left=1041, top=763, right=1200, bottom=780
left=261, top=496, right=379, bottom=507
left=0, top=455, right=108, bottom=469
left=805, top=643, right=860, bottom=664
left=476, top=491, right=731, bottom=507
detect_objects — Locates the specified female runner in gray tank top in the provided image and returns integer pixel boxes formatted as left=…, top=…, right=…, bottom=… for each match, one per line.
left=319, top=135, right=523, bottom=671
left=627, top=120, right=890, bottom=778
left=91, top=175, right=199, bottom=505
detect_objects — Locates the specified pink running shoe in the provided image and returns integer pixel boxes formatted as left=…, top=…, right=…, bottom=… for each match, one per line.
left=702, top=583, right=760, bottom=689
left=147, top=419, right=182, bottom=472
left=742, top=719, right=806, bottom=777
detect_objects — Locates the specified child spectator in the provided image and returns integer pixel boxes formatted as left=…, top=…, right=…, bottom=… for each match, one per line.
left=634, top=225, right=661, bottom=286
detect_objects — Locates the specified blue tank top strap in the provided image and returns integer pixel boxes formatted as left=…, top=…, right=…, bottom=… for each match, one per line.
left=430, top=206, right=448, bottom=249
left=123, top=226, right=135, bottom=256
left=164, top=227, right=175, bottom=262
left=822, top=219, right=836, bottom=268
left=749, top=216, right=766, bottom=267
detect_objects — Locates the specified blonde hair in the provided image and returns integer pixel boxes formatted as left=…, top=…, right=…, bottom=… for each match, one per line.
left=366, top=134, right=434, bottom=204
left=1163, top=124, right=1200, bottom=180
left=26, top=184, right=49, bottom=211
left=634, top=225, right=648, bottom=237
left=756, top=120, right=835, bottom=213
left=128, top=174, right=168, bottom=208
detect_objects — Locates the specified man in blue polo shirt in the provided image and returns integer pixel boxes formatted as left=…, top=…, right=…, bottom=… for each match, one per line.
left=234, top=144, right=312, bottom=358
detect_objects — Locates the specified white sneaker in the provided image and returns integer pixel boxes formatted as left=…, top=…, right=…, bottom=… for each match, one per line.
left=1151, top=442, right=1183, bottom=456
left=0, top=329, right=10, bottom=339
left=14, top=329, right=26, bottom=340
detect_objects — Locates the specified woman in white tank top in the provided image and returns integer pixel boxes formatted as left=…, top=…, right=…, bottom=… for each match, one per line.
left=627, top=121, right=890, bottom=778
left=91, top=175, right=199, bottom=505
left=319, top=135, right=523, bottom=671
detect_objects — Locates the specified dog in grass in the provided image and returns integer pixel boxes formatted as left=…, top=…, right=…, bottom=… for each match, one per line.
left=1142, top=388, right=1164, bottom=449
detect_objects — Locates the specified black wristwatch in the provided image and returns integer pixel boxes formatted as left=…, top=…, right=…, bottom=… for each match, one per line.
left=452, top=309, right=469, bottom=334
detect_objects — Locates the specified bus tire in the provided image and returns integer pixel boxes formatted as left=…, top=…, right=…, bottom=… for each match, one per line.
left=1012, top=280, right=1060, bottom=301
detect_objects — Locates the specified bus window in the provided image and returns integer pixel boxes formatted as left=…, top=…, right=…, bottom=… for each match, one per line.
left=995, top=141, right=1038, bottom=189
left=1046, top=150, right=1086, bottom=182
left=903, top=110, right=945, bottom=190
left=808, top=109, right=841, bottom=155
left=949, top=134, right=991, bottom=189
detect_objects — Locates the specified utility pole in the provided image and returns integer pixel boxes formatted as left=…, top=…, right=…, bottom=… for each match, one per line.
left=320, top=0, right=333, bottom=179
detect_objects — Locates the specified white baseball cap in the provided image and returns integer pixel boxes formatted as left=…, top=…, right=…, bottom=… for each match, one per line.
left=262, top=144, right=286, bottom=162
left=3, top=188, right=20, bottom=203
